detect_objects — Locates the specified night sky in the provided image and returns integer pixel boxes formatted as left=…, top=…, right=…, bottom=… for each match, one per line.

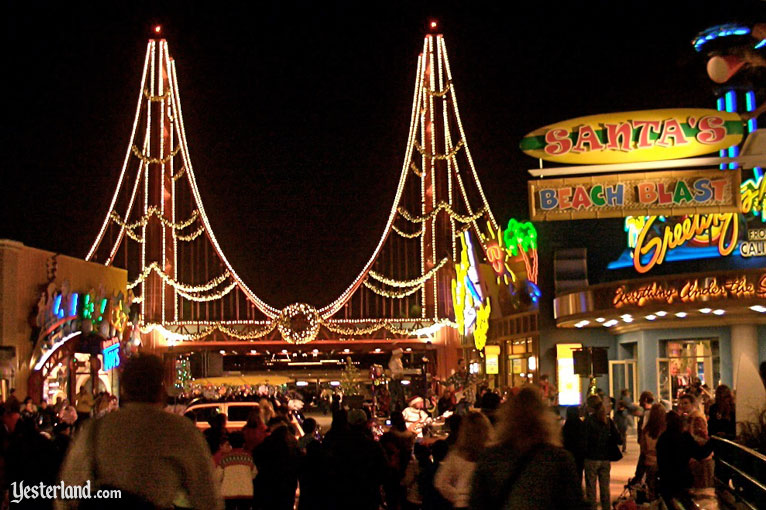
left=5, top=1, right=765, bottom=308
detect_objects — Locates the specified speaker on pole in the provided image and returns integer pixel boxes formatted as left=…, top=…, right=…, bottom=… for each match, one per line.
left=573, top=349, right=590, bottom=376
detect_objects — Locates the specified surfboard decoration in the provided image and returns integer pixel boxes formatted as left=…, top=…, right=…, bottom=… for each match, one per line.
left=735, top=353, right=766, bottom=436
left=520, top=108, right=744, bottom=164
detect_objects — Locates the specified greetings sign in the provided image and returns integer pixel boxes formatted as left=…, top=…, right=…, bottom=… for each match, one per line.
left=520, top=108, right=743, bottom=164
left=528, top=169, right=741, bottom=221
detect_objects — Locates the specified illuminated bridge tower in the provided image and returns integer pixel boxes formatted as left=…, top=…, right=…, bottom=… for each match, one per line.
left=311, top=24, right=537, bottom=378
left=86, top=26, right=536, bottom=382
left=86, top=28, right=279, bottom=352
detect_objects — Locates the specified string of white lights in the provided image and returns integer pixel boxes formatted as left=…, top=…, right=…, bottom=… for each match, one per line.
left=175, top=280, right=238, bottom=302
left=168, top=58, right=279, bottom=318
left=413, top=139, right=464, bottom=160
left=440, top=37, right=498, bottom=231
left=86, top=42, right=152, bottom=262
left=392, top=224, right=423, bottom=239
left=363, top=279, right=425, bottom=298
left=110, top=207, right=198, bottom=231
left=368, top=256, right=448, bottom=288
left=131, top=144, right=181, bottom=165
left=172, top=166, right=186, bottom=181
left=143, top=88, right=170, bottom=102
left=127, top=261, right=230, bottom=292
left=317, top=51, right=426, bottom=319
left=175, top=226, right=205, bottom=242
left=410, top=162, right=424, bottom=177
left=398, top=202, right=486, bottom=224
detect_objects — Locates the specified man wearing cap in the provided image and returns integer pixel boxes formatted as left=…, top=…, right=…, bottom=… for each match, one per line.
left=403, top=395, right=431, bottom=438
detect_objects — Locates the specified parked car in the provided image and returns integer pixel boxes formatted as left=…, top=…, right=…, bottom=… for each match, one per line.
left=183, top=401, right=258, bottom=432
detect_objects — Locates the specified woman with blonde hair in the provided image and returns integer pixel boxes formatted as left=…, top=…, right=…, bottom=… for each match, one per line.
left=470, top=385, right=589, bottom=509
left=433, top=410, right=493, bottom=509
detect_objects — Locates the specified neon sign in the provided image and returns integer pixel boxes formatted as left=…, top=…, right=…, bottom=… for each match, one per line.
left=452, top=232, right=483, bottom=337
left=740, top=228, right=766, bottom=258
left=613, top=174, right=765, bottom=273
left=520, top=109, right=743, bottom=165
left=102, top=338, right=120, bottom=371
left=633, top=213, right=739, bottom=273
left=474, top=299, right=491, bottom=351
left=612, top=273, right=765, bottom=308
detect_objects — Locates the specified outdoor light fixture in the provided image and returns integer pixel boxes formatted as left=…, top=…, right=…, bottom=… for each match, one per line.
left=603, top=319, right=619, bottom=327
left=712, top=309, right=725, bottom=315
left=623, top=316, right=634, bottom=323
left=646, top=315, right=657, bottom=321
left=596, top=317, right=605, bottom=323
left=374, top=348, right=381, bottom=353
left=676, top=312, right=687, bottom=318
left=250, top=350, right=257, bottom=355
left=330, top=381, right=340, bottom=387
left=219, top=350, right=226, bottom=355
left=401, top=380, right=411, bottom=386
left=281, top=349, right=288, bottom=354
left=656, top=311, right=667, bottom=317
left=699, top=308, right=712, bottom=314
left=343, top=348, right=350, bottom=353
left=296, top=381, right=308, bottom=387
left=750, top=305, right=766, bottom=313
left=528, top=356, right=537, bottom=371
left=405, top=348, right=412, bottom=352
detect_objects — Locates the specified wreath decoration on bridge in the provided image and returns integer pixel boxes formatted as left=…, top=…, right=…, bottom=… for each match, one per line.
left=277, top=303, right=320, bottom=344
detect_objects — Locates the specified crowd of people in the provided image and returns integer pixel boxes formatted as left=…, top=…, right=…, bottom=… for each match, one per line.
left=0, top=356, right=755, bottom=510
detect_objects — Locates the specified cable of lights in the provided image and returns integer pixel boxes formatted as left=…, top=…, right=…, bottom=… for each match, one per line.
left=86, top=42, right=152, bottom=262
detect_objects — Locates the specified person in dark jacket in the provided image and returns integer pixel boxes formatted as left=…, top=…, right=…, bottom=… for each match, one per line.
left=707, top=385, right=735, bottom=439
left=470, top=386, right=590, bottom=510
left=324, top=409, right=388, bottom=510
left=656, top=410, right=713, bottom=507
left=562, top=405, right=586, bottom=484
left=584, top=396, right=620, bottom=510
left=253, top=424, right=300, bottom=510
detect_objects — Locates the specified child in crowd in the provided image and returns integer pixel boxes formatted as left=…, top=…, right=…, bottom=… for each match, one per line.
left=216, top=432, right=258, bottom=510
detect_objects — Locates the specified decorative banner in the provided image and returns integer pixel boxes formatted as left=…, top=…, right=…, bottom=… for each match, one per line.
left=520, top=109, right=743, bottom=164
left=528, top=169, right=741, bottom=221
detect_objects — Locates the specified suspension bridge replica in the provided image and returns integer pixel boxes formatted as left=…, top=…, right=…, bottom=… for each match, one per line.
left=83, top=26, right=541, bottom=382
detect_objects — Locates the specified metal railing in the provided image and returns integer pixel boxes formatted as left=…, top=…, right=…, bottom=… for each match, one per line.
left=710, top=436, right=766, bottom=510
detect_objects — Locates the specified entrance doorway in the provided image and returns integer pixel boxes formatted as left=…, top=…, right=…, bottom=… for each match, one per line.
left=608, top=359, right=637, bottom=400
left=657, top=338, right=719, bottom=407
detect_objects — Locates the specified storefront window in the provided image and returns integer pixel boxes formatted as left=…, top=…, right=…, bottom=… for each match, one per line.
left=506, top=336, right=536, bottom=387
left=659, top=338, right=719, bottom=404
